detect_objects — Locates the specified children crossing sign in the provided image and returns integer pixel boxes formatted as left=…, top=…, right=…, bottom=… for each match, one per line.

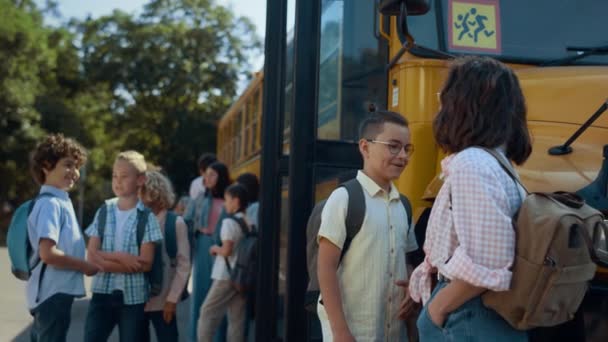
left=448, top=0, right=501, bottom=54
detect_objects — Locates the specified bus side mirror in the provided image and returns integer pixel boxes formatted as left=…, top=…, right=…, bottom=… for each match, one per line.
left=378, top=0, right=430, bottom=16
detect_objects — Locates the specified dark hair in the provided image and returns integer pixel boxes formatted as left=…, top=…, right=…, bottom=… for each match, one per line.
left=207, top=161, right=231, bottom=199
left=236, top=173, right=259, bottom=203
left=198, top=153, right=217, bottom=172
left=31, top=134, right=87, bottom=185
left=225, top=183, right=249, bottom=213
left=433, top=56, right=532, bottom=165
left=358, top=109, right=409, bottom=140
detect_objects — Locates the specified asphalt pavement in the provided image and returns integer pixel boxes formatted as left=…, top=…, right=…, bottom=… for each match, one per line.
left=0, top=248, right=191, bottom=342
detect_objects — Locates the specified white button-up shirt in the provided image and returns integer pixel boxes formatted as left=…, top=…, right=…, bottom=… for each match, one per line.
left=317, top=171, right=418, bottom=341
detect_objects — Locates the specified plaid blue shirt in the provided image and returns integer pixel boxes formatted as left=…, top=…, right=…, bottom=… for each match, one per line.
left=85, top=198, right=162, bottom=305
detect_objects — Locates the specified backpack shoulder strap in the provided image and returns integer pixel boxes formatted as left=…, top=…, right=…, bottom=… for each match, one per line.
left=165, top=211, right=178, bottom=259
left=97, top=204, right=108, bottom=244
left=27, top=192, right=60, bottom=273
left=28, top=193, right=56, bottom=214
left=340, top=178, right=366, bottom=260
left=400, top=194, right=413, bottom=234
left=481, top=147, right=529, bottom=194
left=227, top=215, right=250, bottom=236
left=136, top=207, right=150, bottom=247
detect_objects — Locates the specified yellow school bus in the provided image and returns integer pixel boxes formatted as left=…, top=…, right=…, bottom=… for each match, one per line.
left=217, top=72, right=264, bottom=177
left=220, top=1, right=608, bottom=339
left=383, top=2, right=607, bottom=339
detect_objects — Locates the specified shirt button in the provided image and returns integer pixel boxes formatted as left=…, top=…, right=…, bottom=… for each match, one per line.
left=391, top=248, right=394, bottom=253
left=389, top=272, right=393, bottom=277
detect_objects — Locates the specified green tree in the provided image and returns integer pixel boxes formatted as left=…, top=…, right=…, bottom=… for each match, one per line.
left=34, top=25, right=118, bottom=224
left=0, top=0, right=54, bottom=204
left=74, top=0, right=261, bottom=196
left=1, top=0, right=261, bottom=235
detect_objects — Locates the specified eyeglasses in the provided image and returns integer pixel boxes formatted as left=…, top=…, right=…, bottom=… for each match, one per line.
left=366, top=139, right=414, bottom=156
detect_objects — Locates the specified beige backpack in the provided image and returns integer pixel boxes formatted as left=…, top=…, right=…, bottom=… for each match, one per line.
left=482, top=149, right=608, bottom=330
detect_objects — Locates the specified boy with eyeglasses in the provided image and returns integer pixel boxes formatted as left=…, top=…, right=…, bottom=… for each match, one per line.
left=317, top=110, right=419, bottom=341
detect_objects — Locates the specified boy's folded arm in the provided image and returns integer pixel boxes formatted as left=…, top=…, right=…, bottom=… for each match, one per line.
left=95, top=250, right=138, bottom=264
left=93, top=257, right=129, bottom=273
left=87, top=237, right=137, bottom=273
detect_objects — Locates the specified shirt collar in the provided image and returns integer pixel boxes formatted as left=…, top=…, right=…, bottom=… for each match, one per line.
left=440, top=146, right=508, bottom=177
left=104, top=197, right=146, bottom=211
left=356, top=170, right=400, bottom=201
left=39, top=185, right=69, bottom=200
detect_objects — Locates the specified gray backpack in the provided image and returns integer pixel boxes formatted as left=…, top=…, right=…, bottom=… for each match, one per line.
left=224, top=215, right=258, bottom=294
left=304, top=178, right=412, bottom=312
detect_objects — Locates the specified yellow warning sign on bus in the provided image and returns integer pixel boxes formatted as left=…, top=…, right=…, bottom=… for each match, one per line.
left=448, top=0, right=501, bottom=54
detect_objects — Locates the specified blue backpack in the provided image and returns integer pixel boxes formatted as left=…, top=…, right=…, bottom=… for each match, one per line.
left=7, top=193, right=59, bottom=281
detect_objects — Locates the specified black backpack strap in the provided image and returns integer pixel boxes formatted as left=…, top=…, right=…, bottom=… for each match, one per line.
left=229, top=215, right=250, bottom=236
left=400, top=194, right=413, bottom=235
left=136, top=208, right=151, bottom=249
left=340, top=179, right=366, bottom=261
left=164, top=211, right=178, bottom=261
left=97, top=204, right=108, bottom=244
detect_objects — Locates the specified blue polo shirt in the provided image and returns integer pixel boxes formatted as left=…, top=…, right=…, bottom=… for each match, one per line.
left=26, top=185, right=86, bottom=310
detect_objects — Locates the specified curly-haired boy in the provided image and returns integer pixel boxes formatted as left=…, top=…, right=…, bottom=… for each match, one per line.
left=27, top=133, right=99, bottom=342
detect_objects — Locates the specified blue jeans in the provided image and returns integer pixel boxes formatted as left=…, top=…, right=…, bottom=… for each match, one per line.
left=84, top=292, right=146, bottom=342
left=417, top=281, right=528, bottom=342
left=141, top=311, right=178, bottom=342
left=30, top=293, right=74, bottom=342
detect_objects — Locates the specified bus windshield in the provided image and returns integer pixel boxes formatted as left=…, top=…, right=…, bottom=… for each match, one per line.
left=406, top=0, right=608, bottom=65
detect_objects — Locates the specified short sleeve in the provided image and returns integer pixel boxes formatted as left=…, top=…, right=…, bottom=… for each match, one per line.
left=85, top=207, right=101, bottom=238
left=32, top=198, right=62, bottom=244
left=405, top=221, right=419, bottom=253
left=220, top=218, right=242, bottom=242
left=142, top=211, right=163, bottom=244
left=317, top=187, right=349, bottom=250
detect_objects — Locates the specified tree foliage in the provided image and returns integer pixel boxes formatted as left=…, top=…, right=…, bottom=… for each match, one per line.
left=0, top=0, right=261, bottom=235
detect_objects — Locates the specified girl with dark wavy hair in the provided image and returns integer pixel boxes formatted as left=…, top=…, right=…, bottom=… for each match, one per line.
left=409, top=56, right=531, bottom=342
left=187, top=161, right=231, bottom=341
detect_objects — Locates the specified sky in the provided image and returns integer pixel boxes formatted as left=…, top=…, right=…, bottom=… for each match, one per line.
left=38, top=0, right=267, bottom=83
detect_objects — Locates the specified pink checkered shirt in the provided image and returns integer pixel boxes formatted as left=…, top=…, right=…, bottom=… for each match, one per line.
left=409, top=147, right=525, bottom=304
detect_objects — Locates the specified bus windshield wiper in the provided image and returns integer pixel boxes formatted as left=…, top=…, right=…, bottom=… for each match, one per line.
left=543, top=45, right=608, bottom=66
left=549, top=99, right=608, bottom=155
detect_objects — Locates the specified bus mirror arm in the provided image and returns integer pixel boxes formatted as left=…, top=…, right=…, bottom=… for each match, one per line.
left=549, top=100, right=608, bottom=156
left=385, top=1, right=454, bottom=72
